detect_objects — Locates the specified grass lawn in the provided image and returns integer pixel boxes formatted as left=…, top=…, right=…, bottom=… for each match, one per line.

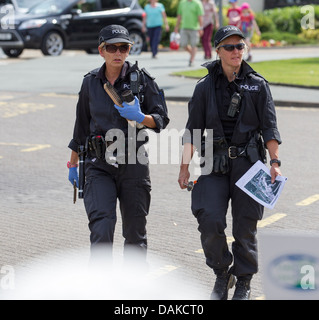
left=172, top=57, right=319, bottom=88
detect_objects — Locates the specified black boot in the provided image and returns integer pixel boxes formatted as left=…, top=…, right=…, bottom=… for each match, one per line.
left=210, top=269, right=236, bottom=300
left=232, top=279, right=251, bottom=300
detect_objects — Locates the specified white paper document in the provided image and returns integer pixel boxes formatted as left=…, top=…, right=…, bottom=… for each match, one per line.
left=235, top=160, right=287, bottom=209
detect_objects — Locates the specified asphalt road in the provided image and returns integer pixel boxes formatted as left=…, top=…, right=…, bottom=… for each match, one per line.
left=0, top=49, right=319, bottom=301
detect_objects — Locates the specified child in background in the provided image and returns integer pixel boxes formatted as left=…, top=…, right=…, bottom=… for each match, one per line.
left=227, top=0, right=241, bottom=27
left=239, top=2, right=261, bottom=61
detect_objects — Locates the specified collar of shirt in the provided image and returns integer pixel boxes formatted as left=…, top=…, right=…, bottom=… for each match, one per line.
left=204, top=60, right=255, bottom=80
left=215, top=62, right=243, bottom=90
left=95, top=61, right=131, bottom=84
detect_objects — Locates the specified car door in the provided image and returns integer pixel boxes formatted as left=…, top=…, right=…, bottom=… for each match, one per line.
left=98, top=0, right=130, bottom=30
left=65, top=0, right=126, bottom=50
left=65, top=0, right=102, bottom=49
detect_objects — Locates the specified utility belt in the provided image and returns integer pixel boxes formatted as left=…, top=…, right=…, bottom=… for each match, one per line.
left=228, top=146, right=246, bottom=159
left=87, top=134, right=147, bottom=162
left=87, top=135, right=106, bottom=159
left=78, top=134, right=139, bottom=198
left=202, top=133, right=266, bottom=175
left=228, top=132, right=266, bottom=163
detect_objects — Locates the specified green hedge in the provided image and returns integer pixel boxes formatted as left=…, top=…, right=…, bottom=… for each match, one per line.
left=256, top=5, right=319, bottom=34
left=300, top=28, right=319, bottom=40
left=260, top=32, right=311, bottom=45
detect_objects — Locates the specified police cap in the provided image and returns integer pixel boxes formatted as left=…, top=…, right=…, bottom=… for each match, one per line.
left=214, top=25, right=245, bottom=48
left=99, top=25, right=133, bottom=46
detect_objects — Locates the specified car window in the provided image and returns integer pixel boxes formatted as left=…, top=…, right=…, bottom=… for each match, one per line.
left=117, top=0, right=134, bottom=9
left=100, top=0, right=120, bottom=10
left=75, top=0, right=98, bottom=13
left=29, top=0, right=74, bottom=15
left=15, top=0, right=42, bottom=9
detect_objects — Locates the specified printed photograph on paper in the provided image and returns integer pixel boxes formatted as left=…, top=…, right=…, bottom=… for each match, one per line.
left=235, top=161, right=287, bottom=209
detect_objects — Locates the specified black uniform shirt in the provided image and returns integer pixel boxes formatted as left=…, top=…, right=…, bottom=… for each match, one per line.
left=68, top=61, right=169, bottom=153
left=184, top=60, right=282, bottom=149
left=215, top=64, right=242, bottom=145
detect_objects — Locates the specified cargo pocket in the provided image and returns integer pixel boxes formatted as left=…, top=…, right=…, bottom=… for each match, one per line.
left=191, top=177, right=204, bottom=219
left=136, top=178, right=151, bottom=217
left=83, top=178, right=94, bottom=217
left=119, top=178, right=151, bottom=217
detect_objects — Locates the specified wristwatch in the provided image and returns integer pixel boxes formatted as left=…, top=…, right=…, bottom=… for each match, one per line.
left=67, top=161, right=78, bottom=168
left=270, top=159, right=281, bottom=167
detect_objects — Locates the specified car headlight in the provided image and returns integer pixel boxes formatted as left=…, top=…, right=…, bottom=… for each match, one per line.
left=19, top=19, right=47, bottom=30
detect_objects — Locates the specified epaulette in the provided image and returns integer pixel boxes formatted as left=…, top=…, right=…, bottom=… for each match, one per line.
left=84, top=68, right=99, bottom=77
left=249, top=71, right=269, bottom=83
left=141, top=67, right=155, bottom=80
left=197, top=73, right=210, bottom=83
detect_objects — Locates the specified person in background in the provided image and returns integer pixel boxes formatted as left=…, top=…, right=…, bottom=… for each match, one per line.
left=201, top=0, right=220, bottom=60
left=174, top=0, right=204, bottom=67
left=227, top=0, right=241, bottom=27
left=142, top=0, right=170, bottom=59
left=239, top=2, right=261, bottom=61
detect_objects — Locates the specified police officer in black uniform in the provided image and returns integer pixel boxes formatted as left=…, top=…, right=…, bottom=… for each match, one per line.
left=68, top=25, right=169, bottom=262
left=178, top=26, right=282, bottom=300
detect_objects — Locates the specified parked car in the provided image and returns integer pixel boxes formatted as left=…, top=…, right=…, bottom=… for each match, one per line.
left=0, top=0, right=146, bottom=58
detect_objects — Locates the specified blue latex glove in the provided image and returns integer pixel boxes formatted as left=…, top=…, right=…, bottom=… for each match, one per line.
left=114, top=96, right=145, bottom=123
left=68, top=167, right=79, bottom=188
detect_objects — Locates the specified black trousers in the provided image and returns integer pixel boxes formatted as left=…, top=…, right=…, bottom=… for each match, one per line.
left=83, top=158, right=151, bottom=258
left=191, top=157, right=264, bottom=278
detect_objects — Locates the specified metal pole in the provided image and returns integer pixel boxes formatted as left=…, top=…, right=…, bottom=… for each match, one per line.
left=218, top=0, right=223, bottom=27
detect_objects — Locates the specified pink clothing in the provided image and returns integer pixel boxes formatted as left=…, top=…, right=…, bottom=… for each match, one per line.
left=227, top=7, right=241, bottom=26
left=240, top=13, right=254, bottom=38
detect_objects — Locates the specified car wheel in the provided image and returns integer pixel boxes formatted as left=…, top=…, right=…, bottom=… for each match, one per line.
left=41, top=31, right=64, bottom=56
left=2, top=48, right=24, bottom=58
left=129, top=30, right=144, bottom=55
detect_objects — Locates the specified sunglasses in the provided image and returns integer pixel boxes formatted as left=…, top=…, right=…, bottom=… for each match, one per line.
left=104, top=44, right=130, bottom=53
left=217, top=43, right=245, bottom=52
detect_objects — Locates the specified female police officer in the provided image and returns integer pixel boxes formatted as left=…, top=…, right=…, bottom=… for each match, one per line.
left=67, top=25, right=169, bottom=263
left=178, top=26, right=282, bottom=300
